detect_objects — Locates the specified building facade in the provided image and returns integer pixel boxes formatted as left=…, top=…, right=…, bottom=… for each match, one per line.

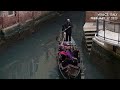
left=0, top=11, right=53, bottom=39
left=0, top=11, right=50, bottom=29
left=86, top=11, right=120, bottom=22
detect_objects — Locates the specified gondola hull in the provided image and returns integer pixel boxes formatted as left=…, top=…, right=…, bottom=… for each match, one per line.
left=58, top=58, right=81, bottom=79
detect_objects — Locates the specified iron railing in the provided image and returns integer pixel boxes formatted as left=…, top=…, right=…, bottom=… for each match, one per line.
left=96, top=17, right=120, bottom=44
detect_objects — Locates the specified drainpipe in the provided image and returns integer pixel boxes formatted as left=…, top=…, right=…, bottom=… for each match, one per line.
left=2, top=11, right=4, bottom=29
left=15, top=11, right=19, bottom=24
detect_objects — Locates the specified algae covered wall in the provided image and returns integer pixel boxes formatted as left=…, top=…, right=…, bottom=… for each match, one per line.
left=90, top=40, right=120, bottom=79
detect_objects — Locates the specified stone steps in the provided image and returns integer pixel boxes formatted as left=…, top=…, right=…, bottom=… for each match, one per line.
left=86, top=40, right=93, bottom=44
left=84, top=31, right=96, bottom=36
left=83, top=22, right=97, bottom=53
left=85, top=32, right=96, bottom=52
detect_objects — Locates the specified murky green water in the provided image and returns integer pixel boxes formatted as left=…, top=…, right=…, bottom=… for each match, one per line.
left=0, top=11, right=105, bottom=79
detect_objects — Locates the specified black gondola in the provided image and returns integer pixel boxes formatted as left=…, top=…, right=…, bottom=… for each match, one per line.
left=58, top=51, right=81, bottom=79
left=57, top=32, right=81, bottom=79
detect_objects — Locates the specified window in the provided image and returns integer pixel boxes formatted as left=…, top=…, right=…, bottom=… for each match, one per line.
left=8, top=11, right=14, bottom=16
left=0, top=11, right=2, bottom=16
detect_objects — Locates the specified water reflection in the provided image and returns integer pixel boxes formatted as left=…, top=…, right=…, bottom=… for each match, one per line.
left=0, top=11, right=86, bottom=79
left=0, top=40, right=60, bottom=79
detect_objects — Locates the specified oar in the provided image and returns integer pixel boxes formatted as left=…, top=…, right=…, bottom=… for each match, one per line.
left=62, top=26, right=71, bottom=32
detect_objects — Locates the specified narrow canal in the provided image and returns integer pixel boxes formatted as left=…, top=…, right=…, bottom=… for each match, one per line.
left=0, top=11, right=105, bottom=79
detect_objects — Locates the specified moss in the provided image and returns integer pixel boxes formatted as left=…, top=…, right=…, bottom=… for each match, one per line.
left=90, top=41, right=120, bottom=78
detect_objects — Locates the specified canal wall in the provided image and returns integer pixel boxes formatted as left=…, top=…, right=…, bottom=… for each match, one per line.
left=0, top=11, right=59, bottom=49
left=90, top=39, right=120, bottom=79
left=84, top=11, right=120, bottom=79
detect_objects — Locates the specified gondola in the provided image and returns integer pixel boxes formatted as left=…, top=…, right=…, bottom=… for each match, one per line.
left=56, top=31, right=81, bottom=79
left=58, top=49, right=81, bottom=79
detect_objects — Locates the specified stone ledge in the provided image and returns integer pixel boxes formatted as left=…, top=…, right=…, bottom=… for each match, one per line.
left=93, top=35, right=120, bottom=57
left=95, top=34, right=120, bottom=47
left=83, top=22, right=97, bottom=32
left=2, top=23, right=20, bottom=37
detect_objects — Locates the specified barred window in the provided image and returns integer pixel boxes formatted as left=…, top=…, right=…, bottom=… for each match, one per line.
left=8, top=11, right=14, bottom=16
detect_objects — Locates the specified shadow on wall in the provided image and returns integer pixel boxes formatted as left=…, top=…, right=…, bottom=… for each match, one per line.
left=90, top=41, right=120, bottom=79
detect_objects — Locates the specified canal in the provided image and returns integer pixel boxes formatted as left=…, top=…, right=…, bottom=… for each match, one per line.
left=0, top=11, right=104, bottom=79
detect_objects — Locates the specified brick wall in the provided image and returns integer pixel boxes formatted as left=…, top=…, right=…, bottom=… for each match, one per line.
left=0, top=17, right=2, bottom=29
left=33, top=11, right=42, bottom=19
left=86, top=11, right=120, bottom=22
left=33, top=11, right=50, bottom=19
left=2, top=11, right=18, bottom=28
left=18, top=11, right=33, bottom=23
left=86, top=11, right=98, bottom=22
left=0, top=11, right=51, bottom=29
